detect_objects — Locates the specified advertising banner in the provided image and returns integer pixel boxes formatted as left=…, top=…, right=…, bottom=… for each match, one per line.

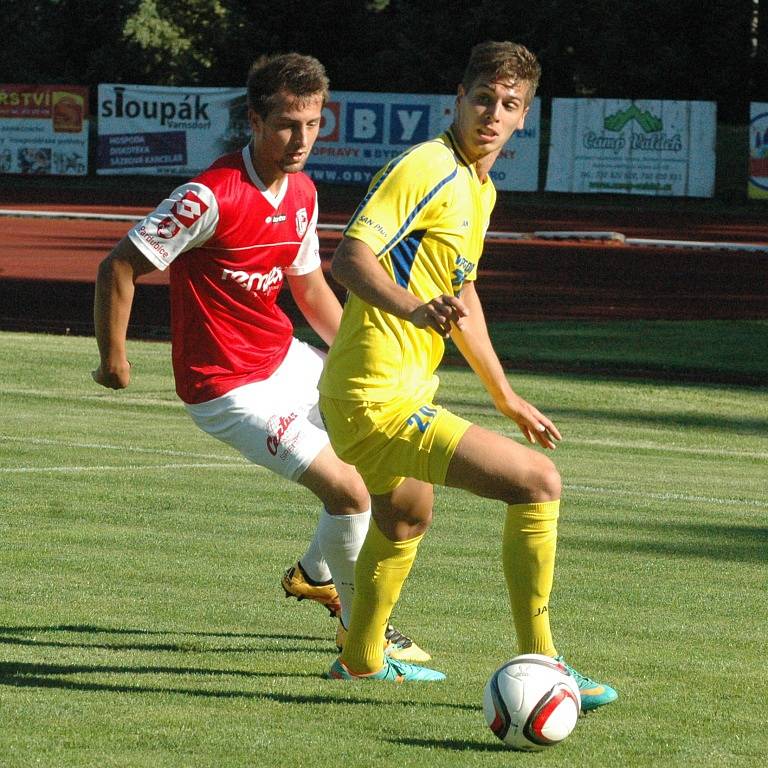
left=0, top=84, right=89, bottom=175
left=306, top=91, right=541, bottom=190
left=96, top=84, right=541, bottom=190
left=307, top=91, right=541, bottom=191
left=546, top=98, right=716, bottom=197
left=749, top=102, right=768, bottom=200
left=96, top=83, right=246, bottom=175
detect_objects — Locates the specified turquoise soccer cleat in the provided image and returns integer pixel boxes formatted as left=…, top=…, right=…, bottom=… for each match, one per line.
left=328, top=656, right=445, bottom=682
left=555, top=655, right=618, bottom=711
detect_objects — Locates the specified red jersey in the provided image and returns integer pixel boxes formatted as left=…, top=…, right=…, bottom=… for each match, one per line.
left=128, top=146, right=321, bottom=404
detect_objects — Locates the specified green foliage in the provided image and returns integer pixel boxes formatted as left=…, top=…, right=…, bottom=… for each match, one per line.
left=122, top=0, right=231, bottom=84
left=1, top=328, right=767, bottom=766
left=0, top=0, right=763, bottom=117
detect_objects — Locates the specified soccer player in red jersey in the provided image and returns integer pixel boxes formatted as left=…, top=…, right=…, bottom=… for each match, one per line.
left=92, top=53, right=426, bottom=661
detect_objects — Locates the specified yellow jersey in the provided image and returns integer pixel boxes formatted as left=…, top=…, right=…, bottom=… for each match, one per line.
left=319, top=128, right=496, bottom=403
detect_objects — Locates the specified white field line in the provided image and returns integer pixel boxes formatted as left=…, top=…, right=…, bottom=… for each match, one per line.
left=0, top=460, right=764, bottom=509
left=2, top=431, right=767, bottom=464
left=1, top=435, right=766, bottom=509
left=2, top=387, right=181, bottom=409
left=571, top=437, right=768, bottom=462
left=565, top=483, right=768, bottom=510
left=0, top=434, right=247, bottom=462
left=0, top=463, right=260, bottom=474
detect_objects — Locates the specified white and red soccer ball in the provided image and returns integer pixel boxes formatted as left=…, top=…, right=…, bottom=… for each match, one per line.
left=483, top=654, right=581, bottom=751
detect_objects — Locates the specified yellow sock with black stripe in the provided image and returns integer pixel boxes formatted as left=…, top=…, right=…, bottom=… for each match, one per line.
left=340, top=518, right=422, bottom=674
left=503, top=500, right=560, bottom=657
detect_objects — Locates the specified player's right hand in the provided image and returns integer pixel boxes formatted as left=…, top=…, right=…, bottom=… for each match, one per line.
left=91, top=360, right=131, bottom=389
left=409, top=294, right=469, bottom=338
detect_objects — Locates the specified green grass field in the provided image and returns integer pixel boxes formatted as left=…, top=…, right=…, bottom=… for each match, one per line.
left=1, top=326, right=766, bottom=767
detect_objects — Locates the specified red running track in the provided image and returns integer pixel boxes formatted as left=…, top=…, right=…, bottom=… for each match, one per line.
left=1, top=202, right=767, bottom=336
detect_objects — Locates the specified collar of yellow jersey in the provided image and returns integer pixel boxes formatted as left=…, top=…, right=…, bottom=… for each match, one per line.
left=444, top=127, right=473, bottom=169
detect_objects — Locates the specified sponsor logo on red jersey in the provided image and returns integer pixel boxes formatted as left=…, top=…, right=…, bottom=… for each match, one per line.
left=156, top=215, right=180, bottom=239
left=171, top=190, right=209, bottom=227
left=221, top=266, right=284, bottom=295
left=137, top=225, right=172, bottom=261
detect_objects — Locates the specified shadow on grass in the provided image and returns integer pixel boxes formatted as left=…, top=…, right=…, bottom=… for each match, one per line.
left=386, top=737, right=507, bottom=753
left=566, top=520, right=768, bottom=563
left=0, top=624, right=329, bottom=653
left=0, top=660, right=345, bottom=702
left=443, top=396, right=768, bottom=436
left=0, top=659, right=476, bottom=711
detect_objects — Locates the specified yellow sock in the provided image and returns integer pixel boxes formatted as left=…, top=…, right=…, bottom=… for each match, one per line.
left=340, top=518, right=422, bottom=674
left=503, top=500, right=560, bottom=657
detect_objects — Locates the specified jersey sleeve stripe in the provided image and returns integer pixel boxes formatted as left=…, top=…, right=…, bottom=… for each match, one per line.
left=377, top=165, right=458, bottom=257
left=343, top=152, right=409, bottom=237
left=389, top=229, right=426, bottom=288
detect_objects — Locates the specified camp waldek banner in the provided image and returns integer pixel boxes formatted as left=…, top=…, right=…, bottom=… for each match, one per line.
left=545, top=98, right=716, bottom=198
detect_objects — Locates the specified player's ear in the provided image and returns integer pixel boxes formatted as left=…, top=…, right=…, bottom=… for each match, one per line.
left=517, top=104, right=530, bottom=131
left=248, top=108, right=264, bottom=136
left=455, top=84, right=465, bottom=109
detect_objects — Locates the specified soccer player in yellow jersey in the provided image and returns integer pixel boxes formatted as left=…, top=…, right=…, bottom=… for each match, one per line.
left=319, top=41, right=617, bottom=709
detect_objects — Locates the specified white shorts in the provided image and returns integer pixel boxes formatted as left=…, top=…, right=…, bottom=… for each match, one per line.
left=185, top=338, right=329, bottom=482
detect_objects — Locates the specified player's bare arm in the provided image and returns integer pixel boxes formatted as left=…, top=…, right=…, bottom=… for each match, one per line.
left=450, top=281, right=560, bottom=450
left=286, top=267, right=343, bottom=347
left=331, top=236, right=469, bottom=337
left=92, top=237, right=157, bottom=389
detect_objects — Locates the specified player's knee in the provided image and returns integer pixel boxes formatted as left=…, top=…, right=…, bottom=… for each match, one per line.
left=323, top=466, right=370, bottom=514
left=530, top=458, right=561, bottom=503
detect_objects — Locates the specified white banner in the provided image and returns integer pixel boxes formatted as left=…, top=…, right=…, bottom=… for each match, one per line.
left=749, top=102, right=768, bottom=200
left=95, top=83, right=541, bottom=190
left=306, top=91, right=541, bottom=192
left=545, top=98, right=716, bottom=197
left=96, top=84, right=246, bottom=175
left=0, top=84, right=89, bottom=175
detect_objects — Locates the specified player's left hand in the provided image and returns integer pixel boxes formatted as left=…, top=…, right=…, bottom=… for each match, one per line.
left=498, top=393, right=561, bottom=450
left=409, top=294, right=469, bottom=338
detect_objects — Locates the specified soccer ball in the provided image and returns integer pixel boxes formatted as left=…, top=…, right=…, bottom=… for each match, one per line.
left=483, top=654, right=581, bottom=751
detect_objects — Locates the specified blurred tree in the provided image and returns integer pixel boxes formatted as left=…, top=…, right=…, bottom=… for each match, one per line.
left=0, top=0, right=760, bottom=121
left=122, top=0, right=235, bottom=85
left=531, top=0, right=753, bottom=121
left=0, top=0, right=134, bottom=84
left=755, top=0, right=768, bottom=99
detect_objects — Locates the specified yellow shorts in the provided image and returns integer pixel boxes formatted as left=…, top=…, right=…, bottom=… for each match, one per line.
left=319, top=391, right=472, bottom=495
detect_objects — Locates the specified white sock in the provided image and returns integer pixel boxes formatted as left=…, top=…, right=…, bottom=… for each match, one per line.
left=298, top=516, right=332, bottom=583
left=316, top=507, right=371, bottom=628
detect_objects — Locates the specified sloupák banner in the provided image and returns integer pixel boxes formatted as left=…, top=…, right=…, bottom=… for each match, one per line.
left=96, top=83, right=246, bottom=175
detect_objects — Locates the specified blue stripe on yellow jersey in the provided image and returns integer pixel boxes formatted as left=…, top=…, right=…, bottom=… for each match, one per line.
left=379, top=164, right=458, bottom=257
left=319, top=129, right=496, bottom=403
left=390, top=230, right=426, bottom=288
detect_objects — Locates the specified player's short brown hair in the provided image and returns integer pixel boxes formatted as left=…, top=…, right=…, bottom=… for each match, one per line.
left=461, top=41, right=541, bottom=105
left=247, top=53, right=329, bottom=117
